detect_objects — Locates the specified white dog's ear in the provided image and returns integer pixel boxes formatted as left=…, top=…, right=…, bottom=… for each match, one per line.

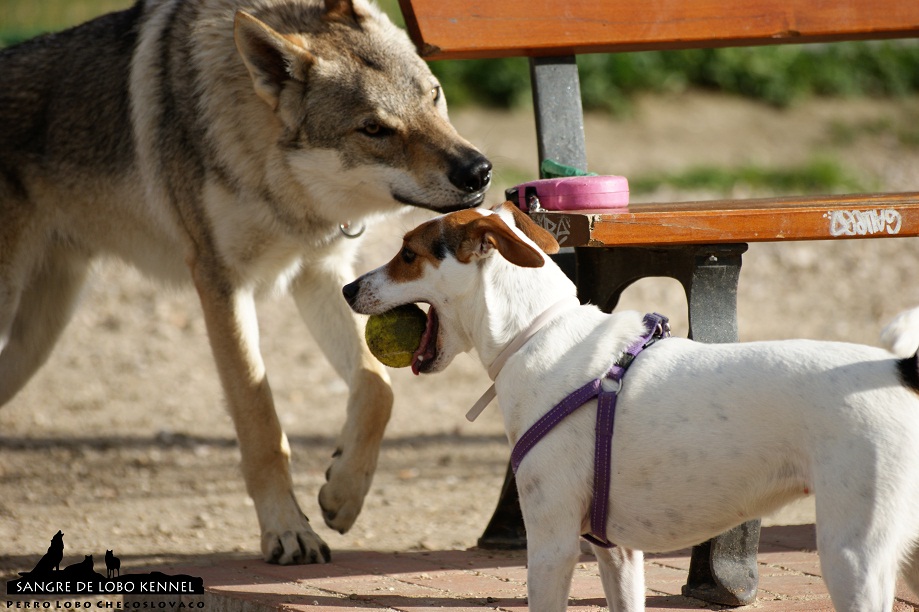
left=234, top=11, right=316, bottom=110
left=458, top=215, right=546, bottom=268
left=498, top=201, right=561, bottom=255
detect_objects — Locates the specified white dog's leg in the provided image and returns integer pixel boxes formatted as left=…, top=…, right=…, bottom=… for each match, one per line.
left=0, top=246, right=90, bottom=406
left=594, top=545, right=645, bottom=612
left=292, top=256, right=393, bottom=534
left=191, top=259, right=328, bottom=565
left=817, top=516, right=899, bottom=611
left=526, top=541, right=580, bottom=611
left=522, top=511, right=582, bottom=611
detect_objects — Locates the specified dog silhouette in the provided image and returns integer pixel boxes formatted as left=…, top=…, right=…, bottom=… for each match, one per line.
left=26, top=531, right=64, bottom=576
left=105, top=550, right=120, bottom=579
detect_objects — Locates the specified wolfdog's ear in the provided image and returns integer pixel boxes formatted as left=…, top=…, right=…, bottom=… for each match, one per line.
left=234, top=11, right=316, bottom=110
left=323, top=0, right=366, bottom=23
left=458, top=215, right=545, bottom=268
left=495, top=202, right=560, bottom=255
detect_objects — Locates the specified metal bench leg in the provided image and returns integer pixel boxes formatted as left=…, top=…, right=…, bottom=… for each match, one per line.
left=477, top=462, right=527, bottom=549
left=677, top=244, right=760, bottom=607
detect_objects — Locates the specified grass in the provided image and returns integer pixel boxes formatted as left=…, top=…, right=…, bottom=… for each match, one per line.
left=433, top=42, right=919, bottom=113
left=828, top=117, right=919, bottom=149
left=0, top=0, right=403, bottom=47
left=629, top=157, right=872, bottom=197
left=0, top=0, right=133, bottom=46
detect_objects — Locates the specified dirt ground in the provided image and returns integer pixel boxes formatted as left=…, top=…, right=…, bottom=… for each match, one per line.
left=3, top=91, right=919, bottom=578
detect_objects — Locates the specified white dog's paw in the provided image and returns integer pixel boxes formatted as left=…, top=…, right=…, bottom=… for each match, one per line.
left=881, top=306, right=919, bottom=357
left=260, top=518, right=331, bottom=565
left=318, top=450, right=371, bottom=534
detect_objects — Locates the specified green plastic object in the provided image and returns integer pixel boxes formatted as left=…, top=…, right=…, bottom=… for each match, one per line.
left=540, top=158, right=598, bottom=179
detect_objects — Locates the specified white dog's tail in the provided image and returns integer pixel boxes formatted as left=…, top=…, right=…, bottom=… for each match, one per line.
left=881, top=307, right=919, bottom=358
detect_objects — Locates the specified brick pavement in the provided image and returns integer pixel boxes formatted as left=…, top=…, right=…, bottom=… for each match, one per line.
left=143, top=525, right=919, bottom=611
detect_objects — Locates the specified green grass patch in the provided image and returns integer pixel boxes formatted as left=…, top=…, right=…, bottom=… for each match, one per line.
left=0, top=0, right=133, bottom=46
left=430, top=41, right=919, bottom=112
left=827, top=116, right=919, bottom=149
left=630, top=157, right=872, bottom=196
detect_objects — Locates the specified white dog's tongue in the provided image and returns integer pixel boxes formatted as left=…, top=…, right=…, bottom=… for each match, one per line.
left=411, top=306, right=439, bottom=375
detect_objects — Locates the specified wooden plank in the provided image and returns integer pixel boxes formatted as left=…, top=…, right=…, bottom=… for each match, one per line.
left=529, top=192, right=919, bottom=247
left=399, top=0, right=919, bottom=60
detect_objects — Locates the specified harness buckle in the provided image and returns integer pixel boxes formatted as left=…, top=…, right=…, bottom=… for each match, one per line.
left=600, top=377, right=623, bottom=394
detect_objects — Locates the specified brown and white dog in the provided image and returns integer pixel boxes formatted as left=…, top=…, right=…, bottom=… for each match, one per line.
left=344, top=202, right=919, bottom=611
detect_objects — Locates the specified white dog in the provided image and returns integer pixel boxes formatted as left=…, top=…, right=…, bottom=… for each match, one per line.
left=344, top=202, right=919, bottom=611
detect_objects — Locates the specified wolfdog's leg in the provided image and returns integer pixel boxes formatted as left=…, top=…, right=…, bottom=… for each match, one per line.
left=292, top=255, right=393, bottom=534
left=190, top=257, right=330, bottom=565
left=0, top=245, right=89, bottom=406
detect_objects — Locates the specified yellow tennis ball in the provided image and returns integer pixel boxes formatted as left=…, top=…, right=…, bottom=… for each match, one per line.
left=365, top=304, right=428, bottom=368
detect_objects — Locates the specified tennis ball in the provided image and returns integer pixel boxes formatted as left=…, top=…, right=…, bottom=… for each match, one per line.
left=365, top=304, right=428, bottom=368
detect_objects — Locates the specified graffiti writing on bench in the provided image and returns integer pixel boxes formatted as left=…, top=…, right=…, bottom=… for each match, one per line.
left=532, top=214, right=571, bottom=245
left=827, top=209, right=902, bottom=237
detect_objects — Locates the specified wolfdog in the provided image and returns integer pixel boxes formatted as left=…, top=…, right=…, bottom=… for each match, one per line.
left=0, top=0, right=491, bottom=565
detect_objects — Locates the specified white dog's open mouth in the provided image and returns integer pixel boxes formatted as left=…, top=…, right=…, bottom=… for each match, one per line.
left=411, top=306, right=439, bottom=375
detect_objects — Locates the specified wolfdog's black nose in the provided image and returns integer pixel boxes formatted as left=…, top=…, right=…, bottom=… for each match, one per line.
left=450, top=153, right=492, bottom=193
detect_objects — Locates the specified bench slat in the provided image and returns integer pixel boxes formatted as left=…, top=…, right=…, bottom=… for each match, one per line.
left=399, top=0, right=919, bottom=60
left=530, top=192, right=919, bottom=247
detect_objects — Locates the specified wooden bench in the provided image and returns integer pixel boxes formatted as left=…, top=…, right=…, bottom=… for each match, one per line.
left=399, top=0, right=919, bottom=605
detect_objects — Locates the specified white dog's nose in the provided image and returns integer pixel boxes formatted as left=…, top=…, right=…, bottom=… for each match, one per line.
left=342, top=279, right=361, bottom=306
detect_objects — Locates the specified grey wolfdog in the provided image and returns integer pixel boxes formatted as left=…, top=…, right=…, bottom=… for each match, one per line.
left=0, top=0, right=491, bottom=564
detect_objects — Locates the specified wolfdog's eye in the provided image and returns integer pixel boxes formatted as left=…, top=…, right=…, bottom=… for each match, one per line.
left=401, top=247, right=417, bottom=264
left=430, top=86, right=441, bottom=102
left=360, top=122, right=392, bottom=137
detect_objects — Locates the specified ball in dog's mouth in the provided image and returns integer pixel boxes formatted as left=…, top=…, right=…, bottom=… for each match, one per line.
left=411, top=306, right=439, bottom=375
left=364, top=304, right=427, bottom=369
left=363, top=304, right=439, bottom=372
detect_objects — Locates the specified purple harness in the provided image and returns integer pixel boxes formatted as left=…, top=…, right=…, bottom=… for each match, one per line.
left=510, top=313, right=670, bottom=548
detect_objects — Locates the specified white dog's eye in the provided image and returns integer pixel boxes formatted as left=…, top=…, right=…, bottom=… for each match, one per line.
left=431, top=86, right=441, bottom=103
left=401, top=247, right=416, bottom=264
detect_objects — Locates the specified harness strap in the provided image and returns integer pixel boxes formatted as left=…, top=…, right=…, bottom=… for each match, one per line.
left=511, top=312, right=670, bottom=548
left=510, top=377, right=603, bottom=473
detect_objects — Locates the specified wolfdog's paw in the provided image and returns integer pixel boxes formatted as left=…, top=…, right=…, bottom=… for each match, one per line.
left=261, top=521, right=331, bottom=565
left=318, top=455, right=370, bottom=534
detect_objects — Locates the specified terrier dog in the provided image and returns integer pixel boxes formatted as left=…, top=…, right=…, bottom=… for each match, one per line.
left=344, top=202, right=919, bottom=611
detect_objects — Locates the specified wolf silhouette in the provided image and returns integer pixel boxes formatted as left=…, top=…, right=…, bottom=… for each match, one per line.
left=62, top=555, right=94, bottom=579
left=26, top=531, right=64, bottom=576
left=105, top=550, right=120, bottom=579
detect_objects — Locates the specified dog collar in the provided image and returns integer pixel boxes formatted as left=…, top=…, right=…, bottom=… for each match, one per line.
left=466, top=296, right=581, bottom=422
left=510, top=312, right=670, bottom=547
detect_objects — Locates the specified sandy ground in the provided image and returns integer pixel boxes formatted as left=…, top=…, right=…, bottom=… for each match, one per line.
left=3, top=91, right=919, bottom=578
